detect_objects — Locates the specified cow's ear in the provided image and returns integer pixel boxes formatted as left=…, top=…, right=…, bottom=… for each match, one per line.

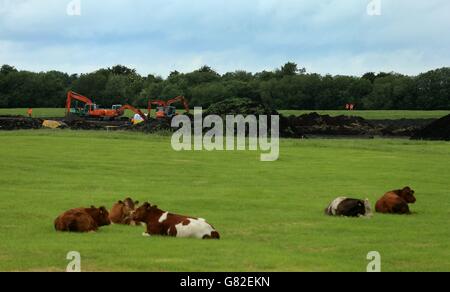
left=118, top=200, right=123, bottom=204
left=153, top=205, right=158, bottom=209
left=135, top=200, right=139, bottom=205
left=91, top=205, right=96, bottom=209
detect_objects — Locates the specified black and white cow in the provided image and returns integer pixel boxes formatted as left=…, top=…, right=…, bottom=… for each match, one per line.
left=325, top=197, right=372, bottom=217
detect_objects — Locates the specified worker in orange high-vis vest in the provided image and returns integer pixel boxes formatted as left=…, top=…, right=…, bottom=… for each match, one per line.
left=27, top=108, right=33, bottom=118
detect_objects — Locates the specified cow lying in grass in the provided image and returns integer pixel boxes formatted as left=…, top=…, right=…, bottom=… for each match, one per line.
left=132, top=202, right=220, bottom=239
left=54, top=206, right=111, bottom=232
left=376, top=186, right=416, bottom=214
left=325, top=197, right=372, bottom=217
left=109, top=197, right=140, bottom=225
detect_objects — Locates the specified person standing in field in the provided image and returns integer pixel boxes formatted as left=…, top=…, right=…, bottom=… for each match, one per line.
left=27, top=108, right=33, bottom=118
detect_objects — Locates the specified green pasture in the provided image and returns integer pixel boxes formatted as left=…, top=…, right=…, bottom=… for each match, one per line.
left=0, top=130, right=449, bottom=271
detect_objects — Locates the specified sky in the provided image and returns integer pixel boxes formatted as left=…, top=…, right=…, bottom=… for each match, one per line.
left=0, top=0, right=449, bottom=77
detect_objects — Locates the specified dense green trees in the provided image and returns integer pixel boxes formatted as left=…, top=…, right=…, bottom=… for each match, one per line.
left=0, top=63, right=449, bottom=110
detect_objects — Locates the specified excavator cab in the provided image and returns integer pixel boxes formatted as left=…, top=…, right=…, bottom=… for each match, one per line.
left=149, top=96, right=189, bottom=119
left=155, top=106, right=177, bottom=118
left=83, top=104, right=99, bottom=114
left=165, top=106, right=177, bottom=118
left=69, top=101, right=82, bottom=115
left=155, top=106, right=166, bottom=119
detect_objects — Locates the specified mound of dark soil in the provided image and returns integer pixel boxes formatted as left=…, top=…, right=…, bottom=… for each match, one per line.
left=411, top=114, right=450, bottom=141
left=129, top=118, right=174, bottom=133
left=372, top=119, right=436, bottom=137
left=0, top=116, right=43, bottom=130
left=65, top=120, right=110, bottom=130
left=280, top=113, right=379, bottom=137
left=205, top=98, right=277, bottom=116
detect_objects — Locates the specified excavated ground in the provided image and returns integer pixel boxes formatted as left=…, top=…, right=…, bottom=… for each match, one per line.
left=0, top=113, right=442, bottom=140
left=411, top=114, right=450, bottom=141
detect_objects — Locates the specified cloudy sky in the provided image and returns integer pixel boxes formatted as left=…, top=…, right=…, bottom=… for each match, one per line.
left=0, top=0, right=449, bottom=77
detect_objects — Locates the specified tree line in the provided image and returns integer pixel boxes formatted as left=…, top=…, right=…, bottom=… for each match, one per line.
left=1, top=63, right=449, bottom=110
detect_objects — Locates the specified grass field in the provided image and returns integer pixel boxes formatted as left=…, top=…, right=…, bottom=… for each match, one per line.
left=1, top=108, right=450, bottom=120
left=0, top=108, right=66, bottom=118
left=0, top=130, right=449, bottom=271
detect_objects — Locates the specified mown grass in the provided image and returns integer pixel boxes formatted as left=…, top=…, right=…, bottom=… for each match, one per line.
left=0, top=108, right=66, bottom=118
left=1, top=108, right=449, bottom=120
left=0, top=130, right=449, bottom=271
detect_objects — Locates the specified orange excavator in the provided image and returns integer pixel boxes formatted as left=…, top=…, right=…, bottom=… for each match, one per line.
left=65, top=91, right=147, bottom=121
left=148, top=96, right=190, bottom=119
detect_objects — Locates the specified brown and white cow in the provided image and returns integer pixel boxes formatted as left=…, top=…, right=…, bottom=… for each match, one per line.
left=109, top=197, right=140, bottom=225
left=375, top=187, right=416, bottom=214
left=54, top=206, right=111, bottom=232
left=131, top=202, right=220, bottom=239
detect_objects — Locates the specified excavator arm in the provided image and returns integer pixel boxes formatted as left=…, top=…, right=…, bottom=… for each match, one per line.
left=116, top=104, right=148, bottom=121
left=66, top=91, right=94, bottom=115
left=167, top=96, right=190, bottom=113
left=147, top=100, right=167, bottom=114
left=147, top=97, right=190, bottom=118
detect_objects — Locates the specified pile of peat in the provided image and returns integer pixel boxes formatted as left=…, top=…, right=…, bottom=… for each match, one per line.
left=0, top=115, right=43, bottom=130
left=411, top=114, right=450, bottom=141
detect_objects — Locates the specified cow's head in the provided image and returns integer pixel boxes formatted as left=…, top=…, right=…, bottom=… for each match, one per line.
left=399, top=187, right=416, bottom=204
left=132, top=202, right=157, bottom=223
left=363, top=199, right=373, bottom=217
left=91, top=206, right=111, bottom=226
left=124, top=197, right=139, bottom=212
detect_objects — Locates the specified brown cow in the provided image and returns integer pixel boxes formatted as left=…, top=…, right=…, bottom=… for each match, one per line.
left=375, top=187, right=416, bottom=214
left=54, top=206, right=111, bottom=232
left=131, top=202, right=220, bottom=239
left=109, top=197, right=140, bottom=225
